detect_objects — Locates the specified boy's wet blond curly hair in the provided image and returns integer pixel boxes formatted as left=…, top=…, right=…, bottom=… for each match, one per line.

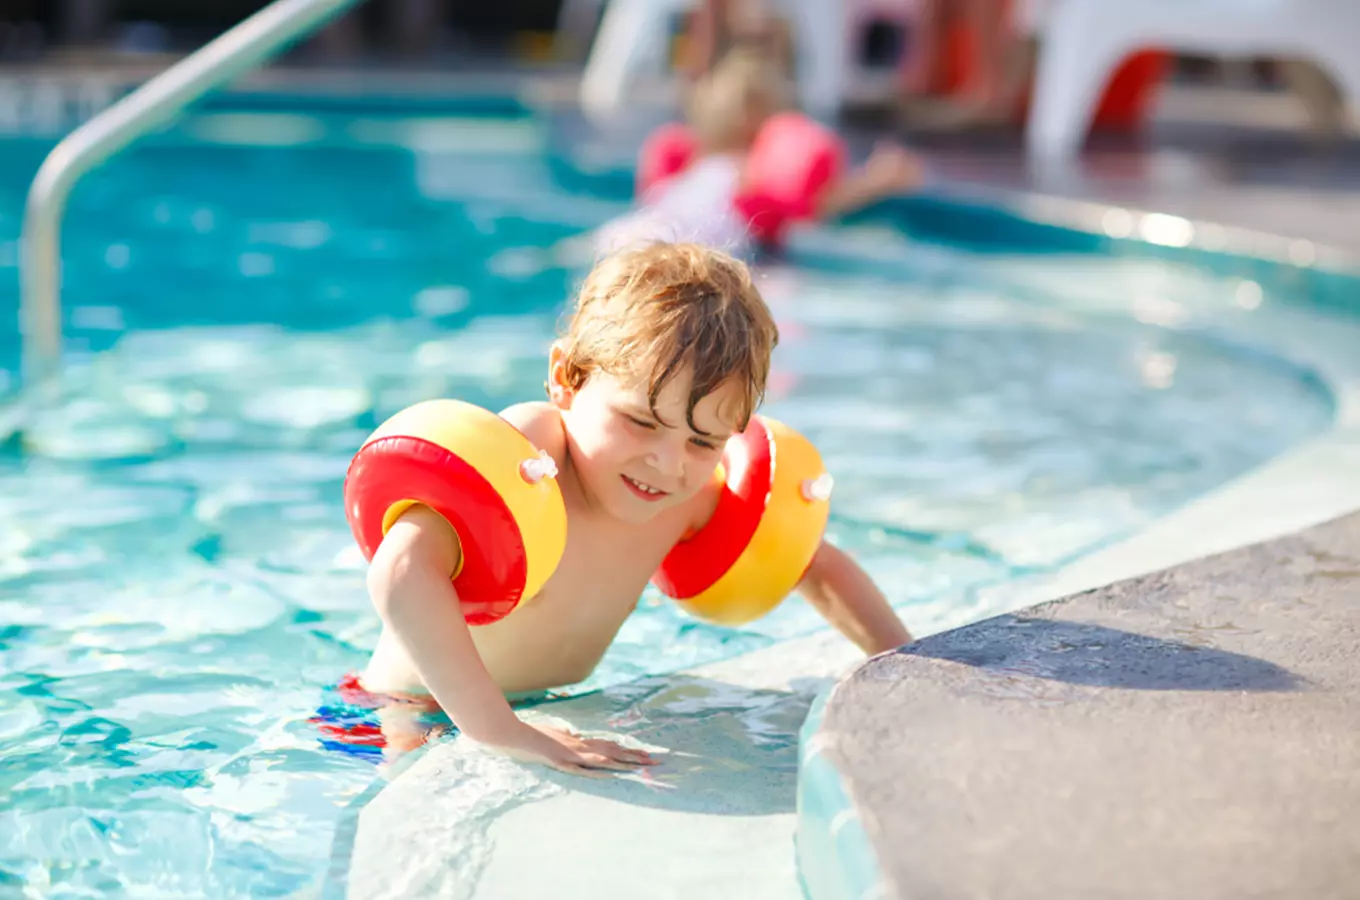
left=556, top=242, right=778, bottom=433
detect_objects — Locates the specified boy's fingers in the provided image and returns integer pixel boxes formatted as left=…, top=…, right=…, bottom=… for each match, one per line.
left=578, top=751, right=642, bottom=771
left=584, top=739, right=656, bottom=765
left=614, top=747, right=658, bottom=765
left=545, top=751, right=609, bottom=776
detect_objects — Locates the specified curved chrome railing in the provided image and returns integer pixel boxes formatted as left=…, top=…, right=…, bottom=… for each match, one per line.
left=20, top=0, right=366, bottom=391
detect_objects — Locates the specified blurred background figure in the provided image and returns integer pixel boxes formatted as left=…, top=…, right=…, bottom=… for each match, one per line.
left=680, top=0, right=793, bottom=83
left=674, top=0, right=1037, bottom=135
left=897, top=0, right=1023, bottom=128
left=597, top=43, right=923, bottom=258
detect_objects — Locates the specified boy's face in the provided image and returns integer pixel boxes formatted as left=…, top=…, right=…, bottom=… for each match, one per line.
left=549, top=347, right=744, bottom=524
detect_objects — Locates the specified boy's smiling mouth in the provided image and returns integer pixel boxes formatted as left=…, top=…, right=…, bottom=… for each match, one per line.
left=622, top=474, right=669, bottom=500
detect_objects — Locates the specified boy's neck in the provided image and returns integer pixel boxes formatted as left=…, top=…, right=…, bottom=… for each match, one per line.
left=699, top=139, right=749, bottom=157
left=695, top=123, right=759, bottom=158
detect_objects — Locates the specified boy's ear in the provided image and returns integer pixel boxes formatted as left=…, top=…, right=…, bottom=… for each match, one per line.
left=547, top=343, right=573, bottom=410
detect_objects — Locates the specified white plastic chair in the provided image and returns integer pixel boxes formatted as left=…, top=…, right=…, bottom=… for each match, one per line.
left=1026, top=0, right=1360, bottom=162
left=577, top=0, right=861, bottom=123
left=577, top=0, right=697, bottom=122
left=555, top=0, right=607, bottom=60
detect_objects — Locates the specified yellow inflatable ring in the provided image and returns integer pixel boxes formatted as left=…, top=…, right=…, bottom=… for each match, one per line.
left=343, top=399, right=568, bottom=625
left=651, top=416, right=832, bottom=625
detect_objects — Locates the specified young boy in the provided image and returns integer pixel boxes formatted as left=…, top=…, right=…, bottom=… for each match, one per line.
left=595, top=47, right=925, bottom=258
left=361, top=242, right=912, bottom=776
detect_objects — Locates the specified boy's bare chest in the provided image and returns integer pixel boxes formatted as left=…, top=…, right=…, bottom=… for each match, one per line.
left=537, top=512, right=685, bottom=619
left=469, top=511, right=690, bottom=690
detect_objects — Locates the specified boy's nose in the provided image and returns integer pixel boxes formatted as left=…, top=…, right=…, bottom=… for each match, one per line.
left=646, top=446, right=684, bottom=480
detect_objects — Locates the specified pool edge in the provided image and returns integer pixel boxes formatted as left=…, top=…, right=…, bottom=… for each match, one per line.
left=794, top=683, right=891, bottom=900
left=805, top=508, right=1360, bottom=898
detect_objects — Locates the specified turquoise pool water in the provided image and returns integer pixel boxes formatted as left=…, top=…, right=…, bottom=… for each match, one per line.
left=0, top=102, right=1336, bottom=896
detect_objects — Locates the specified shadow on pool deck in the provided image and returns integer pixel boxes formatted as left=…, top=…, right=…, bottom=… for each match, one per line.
left=901, top=616, right=1304, bottom=692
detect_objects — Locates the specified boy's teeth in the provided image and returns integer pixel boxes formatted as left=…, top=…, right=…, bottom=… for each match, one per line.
left=628, top=476, right=661, bottom=494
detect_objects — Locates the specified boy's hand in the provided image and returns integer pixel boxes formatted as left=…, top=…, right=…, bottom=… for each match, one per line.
left=815, top=142, right=925, bottom=218
left=863, top=142, right=925, bottom=194
left=484, top=721, right=658, bottom=777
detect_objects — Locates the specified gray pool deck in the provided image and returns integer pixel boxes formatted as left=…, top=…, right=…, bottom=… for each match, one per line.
left=809, top=511, right=1360, bottom=900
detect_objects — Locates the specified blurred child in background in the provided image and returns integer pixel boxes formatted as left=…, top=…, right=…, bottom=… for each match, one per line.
left=596, top=46, right=925, bottom=258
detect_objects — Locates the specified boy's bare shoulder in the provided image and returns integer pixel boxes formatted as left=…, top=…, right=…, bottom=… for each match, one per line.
left=498, top=401, right=567, bottom=463
left=683, top=470, right=725, bottom=537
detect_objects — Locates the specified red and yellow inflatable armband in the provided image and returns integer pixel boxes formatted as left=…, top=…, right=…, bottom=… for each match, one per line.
left=343, top=399, right=568, bottom=626
left=651, top=416, right=832, bottom=626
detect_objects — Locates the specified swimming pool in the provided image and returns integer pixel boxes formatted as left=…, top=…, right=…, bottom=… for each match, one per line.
left=0, top=96, right=1339, bottom=896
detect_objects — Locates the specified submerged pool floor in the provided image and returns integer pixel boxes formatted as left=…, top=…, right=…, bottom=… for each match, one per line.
left=0, top=106, right=1339, bottom=895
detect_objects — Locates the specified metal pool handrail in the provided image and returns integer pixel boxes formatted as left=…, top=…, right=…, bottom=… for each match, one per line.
left=19, top=0, right=367, bottom=392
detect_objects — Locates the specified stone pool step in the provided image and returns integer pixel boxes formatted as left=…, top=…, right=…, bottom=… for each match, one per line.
left=332, top=628, right=866, bottom=899
left=801, top=511, right=1360, bottom=900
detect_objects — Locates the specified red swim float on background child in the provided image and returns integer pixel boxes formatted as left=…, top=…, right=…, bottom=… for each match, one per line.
left=637, top=112, right=848, bottom=246
left=636, top=122, right=700, bottom=199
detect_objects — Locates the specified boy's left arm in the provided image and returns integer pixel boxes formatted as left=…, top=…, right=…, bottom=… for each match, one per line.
left=798, top=540, right=913, bottom=654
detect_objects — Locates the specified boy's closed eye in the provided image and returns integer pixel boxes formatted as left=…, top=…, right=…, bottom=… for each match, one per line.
left=624, top=413, right=657, bottom=430
left=619, top=409, right=725, bottom=451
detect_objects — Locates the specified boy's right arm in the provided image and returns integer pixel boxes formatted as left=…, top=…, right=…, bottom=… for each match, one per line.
left=815, top=142, right=924, bottom=219
left=367, top=505, right=655, bottom=775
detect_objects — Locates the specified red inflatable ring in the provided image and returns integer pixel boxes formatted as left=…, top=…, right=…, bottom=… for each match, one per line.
left=344, top=399, right=568, bottom=626
left=652, top=416, right=833, bottom=625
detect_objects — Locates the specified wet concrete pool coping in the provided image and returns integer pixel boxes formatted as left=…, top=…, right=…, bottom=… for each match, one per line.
left=804, top=510, right=1360, bottom=900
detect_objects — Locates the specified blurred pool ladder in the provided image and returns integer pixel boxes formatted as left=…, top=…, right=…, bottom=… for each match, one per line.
left=19, top=0, right=367, bottom=394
